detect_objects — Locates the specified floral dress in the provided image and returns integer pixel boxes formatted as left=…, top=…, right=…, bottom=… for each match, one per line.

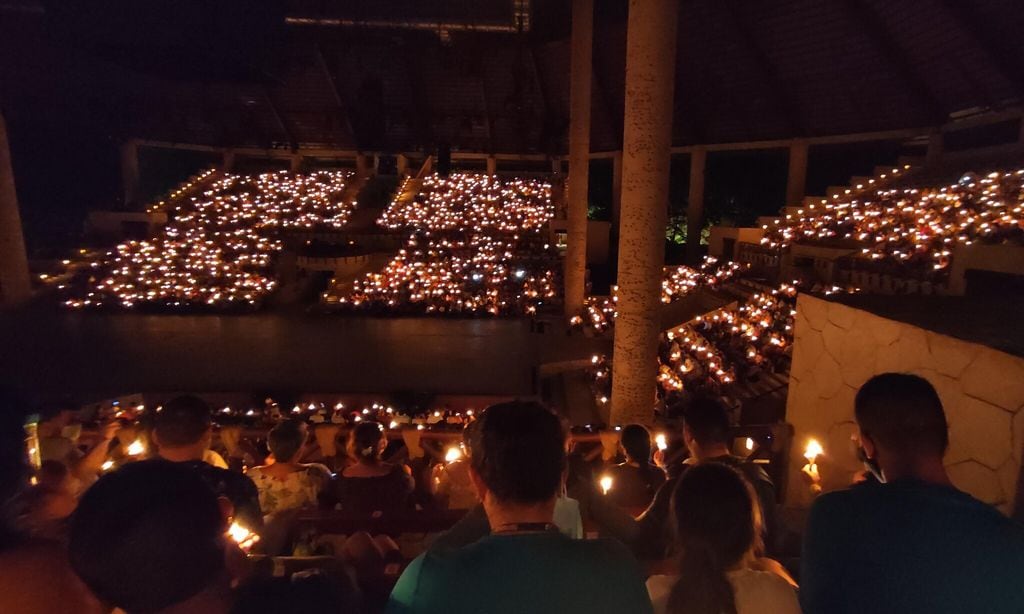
left=245, top=463, right=333, bottom=516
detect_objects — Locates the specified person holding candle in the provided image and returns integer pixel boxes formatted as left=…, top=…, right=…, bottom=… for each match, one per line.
left=605, top=424, right=666, bottom=511
left=800, top=373, right=1024, bottom=614
left=587, top=397, right=781, bottom=560
left=647, top=463, right=799, bottom=614
left=386, top=401, right=652, bottom=614
left=151, top=395, right=263, bottom=531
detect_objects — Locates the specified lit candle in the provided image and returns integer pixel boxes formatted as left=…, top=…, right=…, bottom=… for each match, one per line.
left=227, top=521, right=259, bottom=552
left=599, top=475, right=613, bottom=495
left=655, top=433, right=668, bottom=451
left=126, top=439, right=145, bottom=456
left=445, top=447, right=463, bottom=463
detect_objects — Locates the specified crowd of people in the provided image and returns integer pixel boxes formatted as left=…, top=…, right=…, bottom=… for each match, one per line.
left=3, top=374, right=1023, bottom=613
left=760, top=169, right=1024, bottom=280
left=62, top=171, right=356, bottom=309
left=338, top=173, right=560, bottom=315
left=591, top=283, right=798, bottom=409
left=575, top=257, right=746, bottom=333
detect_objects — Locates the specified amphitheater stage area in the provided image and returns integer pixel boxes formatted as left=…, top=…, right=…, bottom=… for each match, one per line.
left=0, top=311, right=608, bottom=401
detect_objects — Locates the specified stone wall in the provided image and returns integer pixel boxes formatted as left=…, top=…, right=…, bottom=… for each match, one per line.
left=786, top=293, right=1024, bottom=515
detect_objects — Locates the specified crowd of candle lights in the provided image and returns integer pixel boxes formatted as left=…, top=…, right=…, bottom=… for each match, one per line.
left=62, top=171, right=355, bottom=309
left=590, top=282, right=799, bottom=406
left=573, top=257, right=746, bottom=333
left=761, top=169, right=1024, bottom=279
left=328, top=173, right=560, bottom=315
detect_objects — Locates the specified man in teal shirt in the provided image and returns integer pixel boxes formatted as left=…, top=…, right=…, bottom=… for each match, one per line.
left=387, top=401, right=653, bottom=614
left=801, top=373, right=1024, bottom=614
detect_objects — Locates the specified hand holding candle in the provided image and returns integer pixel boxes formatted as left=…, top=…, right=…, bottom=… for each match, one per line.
left=801, top=438, right=824, bottom=493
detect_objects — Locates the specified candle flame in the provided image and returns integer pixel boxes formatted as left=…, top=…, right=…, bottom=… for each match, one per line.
left=599, top=475, right=613, bottom=495
left=445, top=447, right=463, bottom=463
left=126, top=439, right=145, bottom=456
left=804, top=438, right=823, bottom=463
left=655, top=433, right=668, bottom=451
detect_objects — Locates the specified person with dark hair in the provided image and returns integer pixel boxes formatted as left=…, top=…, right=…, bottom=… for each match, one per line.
left=647, top=463, right=798, bottom=614
left=387, top=401, right=652, bottom=614
left=801, top=373, right=1024, bottom=614
left=245, top=420, right=332, bottom=517
left=332, top=421, right=413, bottom=513
left=605, top=424, right=665, bottom=510
left=153, top=395, right=262, bottom=529
left=69, top=460, right=239, bottom=614
left=587, top=397, right=780, bottom=559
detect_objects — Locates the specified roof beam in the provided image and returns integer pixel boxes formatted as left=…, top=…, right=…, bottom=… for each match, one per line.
left=262, top=85, right=295, bottom=148
left=841, top=0, right=947, bottom=125
left=934, top=0, right=1024, bottom=98
left=723, top=0, right=805, bottom=137
left=315, top=45, right=357, bottom=147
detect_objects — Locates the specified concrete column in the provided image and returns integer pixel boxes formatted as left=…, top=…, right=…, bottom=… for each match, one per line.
left=564, top=0, right=594, bottom=317
left=926, top=129, right=943, bottom=167
left=551, top=158, right=561, bottom=174
left=611, top=150, right=623, bottom=229
left=289, top=154, right=303, bottom=173
left=397, top=154, right=409, bottom=176
left=610, top=0, right=679, bottom=426
left=1019, top=118, right=1024, bottom=145
left=785, top=140, right=808, bottom=206
left=687, top=148, right=707, bottom=264
left=120, top=140, right=140, bottom=206
left=222, top=150, right=236, bottom=172
left=0, top=111, right=31, bottom=306
left=486, top=156, right=497, bottom=176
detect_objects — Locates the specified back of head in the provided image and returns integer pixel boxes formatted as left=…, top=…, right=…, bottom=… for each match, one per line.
left=349, top=421, right=384, bottom=463
left=268, top=420, right=307, bottom=463
left=69, top=460, right=226, bottom=613
left=683, top=397, right=731, bottom=447
left=668, top=462, right=757, bottom=614
left=855, top=373, right=948, bottom=459
left=620, top=424, right=652, bottom=464
left=154, top=395, right=212, bottom=448
left=468, top=400, right=566, bottom=504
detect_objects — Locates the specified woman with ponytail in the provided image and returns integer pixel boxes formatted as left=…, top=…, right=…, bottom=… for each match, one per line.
left=647, top=462, right=799, bottom=614
left=606, top=424, right=665, bottom=510
left=334, top=421, right=413, bottom=513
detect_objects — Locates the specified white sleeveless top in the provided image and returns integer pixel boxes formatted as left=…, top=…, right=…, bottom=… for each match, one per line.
left=647, top=569, right=800, bottom=614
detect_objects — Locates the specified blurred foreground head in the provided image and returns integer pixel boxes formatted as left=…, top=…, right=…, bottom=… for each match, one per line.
left=69, top=460, right=227, bottom=613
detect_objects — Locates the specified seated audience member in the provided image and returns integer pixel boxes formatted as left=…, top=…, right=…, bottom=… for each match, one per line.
left=647, top=463, right=799, bottom=614
left=801, top=373, right=1024, bottom=614
left=333, top=421, right=413, bottom=513
left=152, top=395, right=262, bottom=529
left=387, top=401, right=653, bottom=614
left=38, top=409, right=120, bottom=487
left=69, top=461, right=241, bottom=614
left=589, top=397, right=779, bottom=559
left=606, top=424, right=665, bottom=510
left=246, top=420, right=332, bottom=517
left=0, top=394, right=104, bottom=614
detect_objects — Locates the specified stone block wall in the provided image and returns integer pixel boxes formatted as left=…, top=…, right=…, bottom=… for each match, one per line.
left=786, top=293, right=1024, bottom=516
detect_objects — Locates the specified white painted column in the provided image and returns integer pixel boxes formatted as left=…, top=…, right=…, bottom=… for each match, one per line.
left=0, top=111, right=31, bottom=306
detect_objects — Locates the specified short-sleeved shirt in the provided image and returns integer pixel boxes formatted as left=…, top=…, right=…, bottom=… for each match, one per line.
left=800, top=478, right=1024, bottom=614
left=246, top=463, right=332, bottom=516
left=647, top=570, right=800, bottom=614
left=386, top=531, right=653, bottom=614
